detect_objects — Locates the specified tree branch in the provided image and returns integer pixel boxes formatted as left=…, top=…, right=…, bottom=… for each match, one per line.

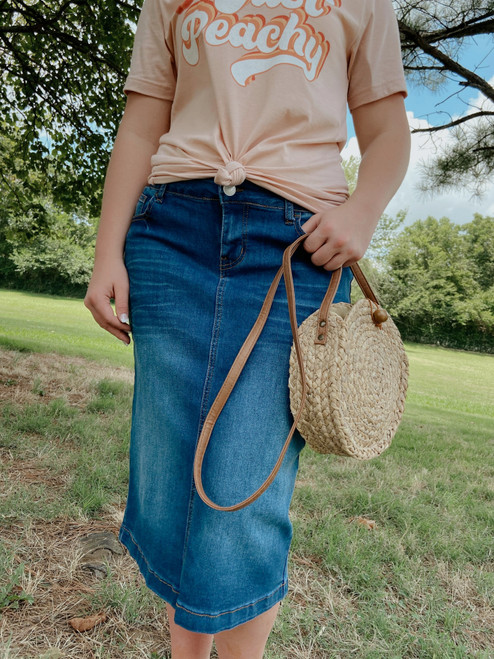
left=411, top=112, right=494, bottom=133
left=399, top=20, right=494, bottom=102
left=423, top=13, right=494, bottom=43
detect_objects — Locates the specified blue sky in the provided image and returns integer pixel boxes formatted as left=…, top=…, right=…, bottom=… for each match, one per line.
left=344, top=34, right=494, bottom=226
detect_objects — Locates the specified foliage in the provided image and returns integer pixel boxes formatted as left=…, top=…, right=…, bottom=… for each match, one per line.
left=0, top=132, right=97, bottom=296
left=378, top=214, right=494, bottom=352
left=463, top=213, right=494, bottom=289
left=395, top=0, right=494, bottom=191
left=419, top=118, right=494, bottom=196
left=0, top=0, right=137, bottom=216
left=7, top=205, right=96, bottom=295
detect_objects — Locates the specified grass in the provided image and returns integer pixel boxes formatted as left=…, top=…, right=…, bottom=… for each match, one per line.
left=0, top=289, right=133, bottom=368
left=0, top=290, right=493, bottom=658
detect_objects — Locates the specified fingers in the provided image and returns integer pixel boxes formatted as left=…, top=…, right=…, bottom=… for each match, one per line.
left=114, top=280, right=131, bottom=338
left=84, top=260, right=133, bottom=346
left=301, top=222, right=346, bottom=270
left=84, top=291, right=132, bottom=346
left=300, top=213, right=363, bottom=270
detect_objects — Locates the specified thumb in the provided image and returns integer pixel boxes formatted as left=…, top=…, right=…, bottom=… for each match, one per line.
left=114, top=280, right=130, bottom=326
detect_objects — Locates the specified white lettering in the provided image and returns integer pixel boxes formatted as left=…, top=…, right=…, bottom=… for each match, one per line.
left=232, top=53, right=311, bottom=86
left=278, top=12, right=307, bottom=56
left=214, top=0, right=245, bottom=12
left=302, top=0, right=326, bottom=17
left=228, top=22, right=258, bottom=50
left=180, top=3, right=331, bottom=84
left=205, top=18, right=230, bottom=45
left=250, top=0, right=326, bottom=18
left=209, top=0, right=327, bottom=19
left=304, top=38, right=324, bottom=77
left=181, top=10, right=210, bottom=65
left=256, top=24, right=282, bottom=53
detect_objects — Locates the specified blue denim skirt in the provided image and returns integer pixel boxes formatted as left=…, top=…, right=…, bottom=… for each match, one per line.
left=119, top=178, right=353, bottom=634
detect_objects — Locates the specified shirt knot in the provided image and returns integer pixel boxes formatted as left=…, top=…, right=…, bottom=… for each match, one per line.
left=214, top=161, right=246, bottom=194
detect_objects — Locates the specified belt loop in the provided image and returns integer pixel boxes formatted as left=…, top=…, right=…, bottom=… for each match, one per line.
left=284, top=199, right=294, bottom=224
left=155, top=183, right=167, bottom=203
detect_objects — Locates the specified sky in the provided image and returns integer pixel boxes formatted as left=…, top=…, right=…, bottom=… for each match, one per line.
left=342, top=34, right=494, bottom=227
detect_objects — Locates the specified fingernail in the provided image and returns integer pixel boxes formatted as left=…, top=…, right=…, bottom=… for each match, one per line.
left=121, top=339, right=130, bottom=346
left=119, top=313, right=129, bottom=324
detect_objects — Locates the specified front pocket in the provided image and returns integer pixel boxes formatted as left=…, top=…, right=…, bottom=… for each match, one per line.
left=131, top=187, right=154, bottom=222
left=293, top=210, right=314, bottom=236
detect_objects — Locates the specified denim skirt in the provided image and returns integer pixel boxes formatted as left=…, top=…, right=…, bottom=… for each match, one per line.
left=118, top=178, right=353, bottom=634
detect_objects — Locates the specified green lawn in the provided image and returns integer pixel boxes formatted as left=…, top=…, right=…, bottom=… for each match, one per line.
left=0, top=289, right=493, bottom=658
left=0, top=289, right=133, bottom=368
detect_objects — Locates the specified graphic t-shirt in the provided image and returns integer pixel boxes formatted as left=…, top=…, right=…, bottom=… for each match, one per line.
left=125, top=0, right=407, bottom=212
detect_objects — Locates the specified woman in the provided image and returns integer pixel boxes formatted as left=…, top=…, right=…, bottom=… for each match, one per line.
left=84, top=0, right=410, bottom=656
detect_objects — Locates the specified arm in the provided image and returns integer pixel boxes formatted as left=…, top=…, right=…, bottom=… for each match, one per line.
left=301, top=93, right=411, bottom=270
left=84, top=92, right=172, bottom=344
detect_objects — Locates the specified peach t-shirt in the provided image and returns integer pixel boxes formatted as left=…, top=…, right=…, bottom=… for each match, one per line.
left=125, top=0, right=407, bottom=212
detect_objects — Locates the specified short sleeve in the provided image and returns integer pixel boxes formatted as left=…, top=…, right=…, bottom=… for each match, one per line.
left=124, top=0, right=176, bottom=101
left=347, top=0, right=407, bottom=112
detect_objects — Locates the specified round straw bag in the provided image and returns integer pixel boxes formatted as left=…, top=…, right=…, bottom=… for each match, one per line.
left=286, top=238, right=409, bottom=458
left=193, top=234, right=409, bottom=511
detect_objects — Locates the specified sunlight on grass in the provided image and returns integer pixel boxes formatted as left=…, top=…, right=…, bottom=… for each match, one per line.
left=0, top=289, right=133, bottom=368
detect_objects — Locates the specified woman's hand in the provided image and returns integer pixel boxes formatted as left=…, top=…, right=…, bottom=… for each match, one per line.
left=299, top=202, right=377, bottom=271
left=84, top=256, right=132, bottom=345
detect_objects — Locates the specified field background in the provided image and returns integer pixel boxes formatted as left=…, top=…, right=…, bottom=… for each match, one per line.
left=0, top=288, right=493, bottom=658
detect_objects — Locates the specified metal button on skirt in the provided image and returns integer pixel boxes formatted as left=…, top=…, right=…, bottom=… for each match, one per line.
left=119, top=178, right=353, bottom=634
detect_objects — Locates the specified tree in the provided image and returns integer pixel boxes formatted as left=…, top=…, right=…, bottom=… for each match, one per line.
left=395, top=0, right=494, bottom=193
left=462, top=213, right=494, bottom=290
left=0, top=0, right=137, bottom=216
left=378, top=215, right=494, bottom=351
left=0, top=131, right=97, bottom=296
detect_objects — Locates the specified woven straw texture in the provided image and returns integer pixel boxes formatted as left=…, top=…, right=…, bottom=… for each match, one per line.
left=288, top=300, right=409, bottom=459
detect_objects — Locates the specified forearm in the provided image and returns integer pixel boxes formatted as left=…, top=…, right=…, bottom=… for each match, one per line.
left=94, top=94, right=172, bottom=262
left=348, top=127, right=410, bottom=224
left=84, top=94, right=172, bottom=345
left=347, top=93, right=411, bottom=230
left=95, top=132, right=156, bottom=261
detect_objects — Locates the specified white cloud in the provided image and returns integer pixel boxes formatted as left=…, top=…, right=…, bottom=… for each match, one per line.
left=342, top=88, right=494, bottom=226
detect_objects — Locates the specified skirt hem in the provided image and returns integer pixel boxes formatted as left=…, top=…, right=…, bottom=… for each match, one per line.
left=118, top=524, right=289, bottom=634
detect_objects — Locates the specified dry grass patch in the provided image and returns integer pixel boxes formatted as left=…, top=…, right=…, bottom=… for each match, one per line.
left=2, top=457, right=67, bottom=492
left=435, top=561, right=494, bottom=639
left=0, top=350, right=133, bottom=409
left=0, top=519, right=172, bottom=658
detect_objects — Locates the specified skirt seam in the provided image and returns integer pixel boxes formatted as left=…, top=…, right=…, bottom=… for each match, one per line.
left=178, top=271, right=227, bottom=577
left=120, top=524, right=180, bottom=595
left=220, top=203, right=249, bottom=270
left=174, top=579, right=287, bottom=619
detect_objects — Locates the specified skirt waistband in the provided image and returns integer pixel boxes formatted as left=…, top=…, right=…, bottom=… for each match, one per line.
left=146, top=178, right=314, bottom=216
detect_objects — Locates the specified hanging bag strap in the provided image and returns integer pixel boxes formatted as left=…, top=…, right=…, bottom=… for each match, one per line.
left=193, top=234, right=380, bottom=512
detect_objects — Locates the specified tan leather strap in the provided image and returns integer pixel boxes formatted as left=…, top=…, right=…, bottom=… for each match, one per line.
left=193, top=234, right=382, bottom=511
